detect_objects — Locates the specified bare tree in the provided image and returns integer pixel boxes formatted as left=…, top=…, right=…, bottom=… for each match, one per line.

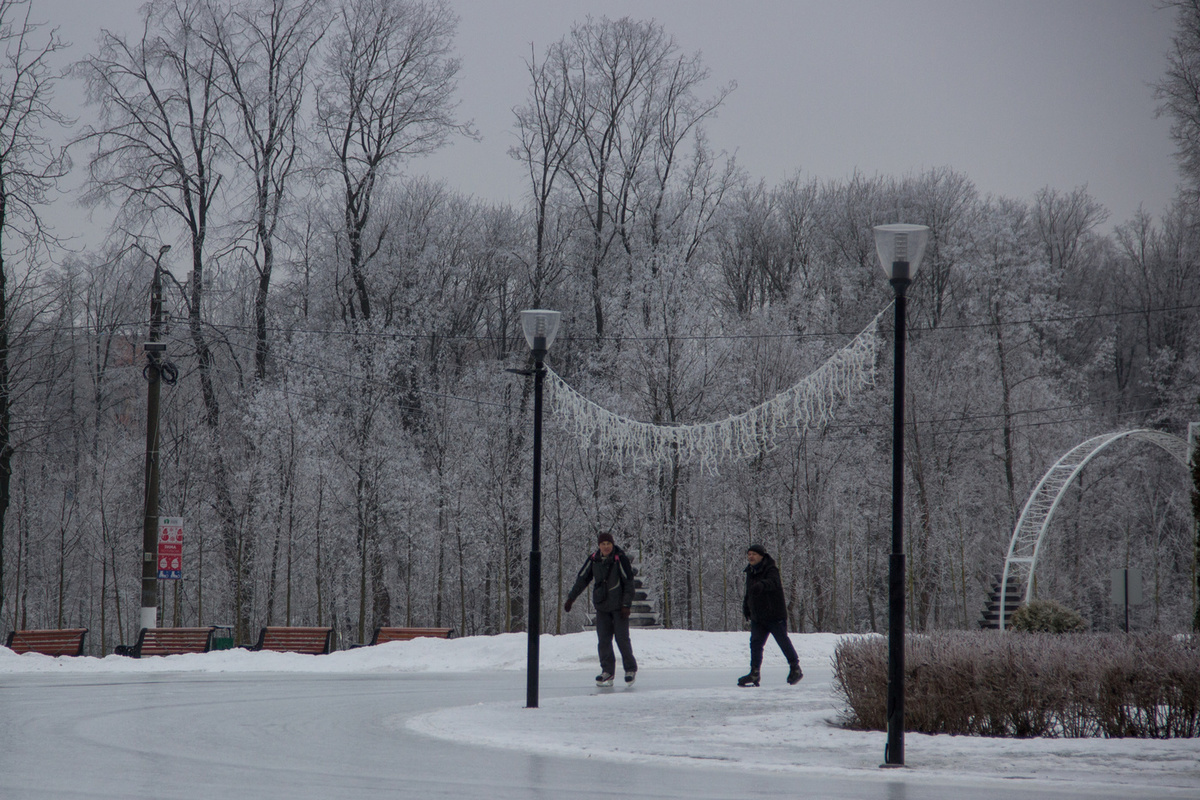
left=75, top=0, right=257, bottom=642
left=713, top=179, right=778, bottom=315
left=1032, top=185, right=1108, bottom=274
left=1112, top=201, right=1200, bottom=425
left=1158, top=0, right=1200, bottom=199
left=76, top=0, right=225, bottom=424
left=558, top=17, right=728, bottom=339
left=205, top=0, right=326, bottom=380
left=314, top=0, right=468, bottom=637
left=510, top=40, right=580, bottom=307
left=772, top=174, right=822, bottom=304
left=568, top=17, right=667, bottom=340
left=316, top=0, right=470, bottom=322
left=900, top=167, right=978, bottom=329
left=972, top=197, right=1039, bottom=520
left=0, top=0, right=68, bottom=623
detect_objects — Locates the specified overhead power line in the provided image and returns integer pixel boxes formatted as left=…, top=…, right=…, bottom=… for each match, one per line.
left=13, top=301, right=1200, bottom=344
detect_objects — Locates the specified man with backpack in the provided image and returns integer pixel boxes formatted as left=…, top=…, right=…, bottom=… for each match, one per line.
left=565, top=532, right=638, bottom=687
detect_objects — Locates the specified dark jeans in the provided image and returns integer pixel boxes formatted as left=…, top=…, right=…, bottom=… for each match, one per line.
left=749, top=618, right=799, bottom=671
left=594, top=609, right=638, bottom=675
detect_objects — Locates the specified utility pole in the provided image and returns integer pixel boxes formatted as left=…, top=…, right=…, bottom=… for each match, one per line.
left=140, top=245, right=170, bottom=632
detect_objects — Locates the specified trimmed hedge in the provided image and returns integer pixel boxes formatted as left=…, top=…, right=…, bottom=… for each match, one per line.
left=1009, top=599, right=1088, bottom=633
left=832, top=631, right=1200, bottom=738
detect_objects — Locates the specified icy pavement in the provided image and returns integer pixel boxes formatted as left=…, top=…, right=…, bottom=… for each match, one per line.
left=1, top=630, right=1197, bottom=799
left=411, top=665, right=1200, bottom=795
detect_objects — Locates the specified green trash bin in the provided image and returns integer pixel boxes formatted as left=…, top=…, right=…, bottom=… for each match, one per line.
left=210, top=625, right=235, bottom=651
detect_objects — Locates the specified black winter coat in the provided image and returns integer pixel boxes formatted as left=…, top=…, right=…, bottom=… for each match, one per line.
left=743, top=554, right=788, bottom=623
left=567, top=545, right=636, bottom=613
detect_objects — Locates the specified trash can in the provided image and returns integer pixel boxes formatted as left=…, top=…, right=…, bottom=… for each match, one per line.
left=211, top=625, right=235, bottom=651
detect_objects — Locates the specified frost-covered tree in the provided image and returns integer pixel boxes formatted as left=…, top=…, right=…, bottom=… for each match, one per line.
left=315, top=0, right=469, bottom=323
left=205, top=0, right=327, bottom=380
left=0, top=0, right=69, bottom=625
left=76, top=0, right=257, bottom=641
left=1158, top=0, right=1200, bottom=200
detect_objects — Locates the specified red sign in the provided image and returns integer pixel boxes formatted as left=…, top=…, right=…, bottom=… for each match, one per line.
left=157, top=517, right=184, bottom=580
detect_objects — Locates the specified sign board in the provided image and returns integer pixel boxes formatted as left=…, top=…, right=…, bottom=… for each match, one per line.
left=1110, top=568, right=1143, bottom=607
left=157, top=516, right=184, bottom=580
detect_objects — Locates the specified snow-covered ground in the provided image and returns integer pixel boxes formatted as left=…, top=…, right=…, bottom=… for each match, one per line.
left=3, top=629, right=1197, bottom=797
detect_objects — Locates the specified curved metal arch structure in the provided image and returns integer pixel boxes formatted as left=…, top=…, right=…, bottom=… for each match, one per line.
left=998, top=429, right=1190, bottom=630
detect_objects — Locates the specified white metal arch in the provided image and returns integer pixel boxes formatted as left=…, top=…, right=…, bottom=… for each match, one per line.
left=997, top=429, right=1190, bottom=631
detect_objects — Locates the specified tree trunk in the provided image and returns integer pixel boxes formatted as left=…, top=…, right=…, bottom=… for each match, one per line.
left=0, top=240, right=10, bottom=623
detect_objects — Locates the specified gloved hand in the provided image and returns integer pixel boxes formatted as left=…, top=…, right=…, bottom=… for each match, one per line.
left=620, top=606, right=631, bottom=619
left=564, top=598, right=573, bottom=612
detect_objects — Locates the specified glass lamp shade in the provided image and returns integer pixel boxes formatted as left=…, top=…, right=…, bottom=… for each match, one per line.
left=873, top=224, right=930, bottom=282
left=520, top=309, right=562, bottom=354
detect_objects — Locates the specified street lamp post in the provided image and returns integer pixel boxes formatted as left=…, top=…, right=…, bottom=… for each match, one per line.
left=140, top=244, right=171, bottom=632
left=873, top=224, right=929, bottom=768
left=519, top=309, right=561, bottom=709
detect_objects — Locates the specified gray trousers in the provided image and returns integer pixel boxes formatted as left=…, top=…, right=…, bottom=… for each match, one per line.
left=594, top=609, right=638, bottom=674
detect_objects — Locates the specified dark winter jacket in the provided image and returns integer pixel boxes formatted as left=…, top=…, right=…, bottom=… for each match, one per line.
left=743, top=552, right=788, bottom=623
left=567, top=545, right=636, bottom=613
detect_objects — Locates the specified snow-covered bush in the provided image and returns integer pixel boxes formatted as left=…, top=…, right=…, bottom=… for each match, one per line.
left=832, top=631, right=1200, bottom=738
left=1009, top=599, right=1088, bottom=633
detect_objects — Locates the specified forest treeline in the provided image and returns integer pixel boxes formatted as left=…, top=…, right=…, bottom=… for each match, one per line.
left=0, top=0, right=1197, bottom=652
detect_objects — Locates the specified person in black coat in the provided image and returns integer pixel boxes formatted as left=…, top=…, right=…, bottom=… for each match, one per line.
left=739, top=543, right=802, bottom=686
left=564, top=532, right=639, bottom=686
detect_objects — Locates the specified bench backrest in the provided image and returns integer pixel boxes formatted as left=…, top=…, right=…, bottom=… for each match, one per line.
left=371, top=627, right=456, bottom=645
left=135, top=627, right=216, bottom=658
left=5, top=628, right=88, bottom=656
left=254, top=626, right=333, bottom=654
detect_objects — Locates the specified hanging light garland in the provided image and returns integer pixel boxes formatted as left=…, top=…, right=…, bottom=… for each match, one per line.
left=545, top=305, right=890, bottom=474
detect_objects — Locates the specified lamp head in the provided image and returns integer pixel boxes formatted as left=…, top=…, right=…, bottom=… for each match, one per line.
left=873, top=224, right=930, bottom=287
left=520, top=309, right=561, bottom=359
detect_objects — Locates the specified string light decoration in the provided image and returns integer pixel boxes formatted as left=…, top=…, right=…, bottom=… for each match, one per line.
left=544, top=306, right=889, bottom=474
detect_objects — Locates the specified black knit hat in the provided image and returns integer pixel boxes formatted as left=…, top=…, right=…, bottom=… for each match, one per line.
left=597, top=532, right=615, bottom=545
left=747, top=543, right=768, bottom=556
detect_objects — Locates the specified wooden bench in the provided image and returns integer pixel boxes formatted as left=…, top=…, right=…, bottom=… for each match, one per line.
left=251, top=626, right=334, bottom=654
left=5, top=628, right=88, bottom=656
left=368, top=627, right=456, bottom=645
left=117, top=626, right=216, bottom=658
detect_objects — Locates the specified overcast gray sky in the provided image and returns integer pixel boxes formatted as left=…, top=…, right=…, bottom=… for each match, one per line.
left=45, top=0, right=1179, bottom=237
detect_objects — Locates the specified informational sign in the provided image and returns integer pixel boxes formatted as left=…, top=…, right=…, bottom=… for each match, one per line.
left=1111, top=567, right=1143, bottom=633
left=1110, top=568, right=1143, bottom=607
left=158, top=517, right=184, bottom=580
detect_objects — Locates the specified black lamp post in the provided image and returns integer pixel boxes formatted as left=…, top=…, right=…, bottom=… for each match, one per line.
left=873, top=223, right=929, bottom=768
left=519, top=309, right=561, bottom=709
left=140, top=243, right=171, bottom=632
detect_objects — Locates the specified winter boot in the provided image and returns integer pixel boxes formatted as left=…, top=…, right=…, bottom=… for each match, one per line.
left=737, top=671, right=761, bottom=687
left=596, top=672, right=614, bottom=687
left=787, top=664, right=803, bottom=685
left=624, top=670, right=637, bottom=686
